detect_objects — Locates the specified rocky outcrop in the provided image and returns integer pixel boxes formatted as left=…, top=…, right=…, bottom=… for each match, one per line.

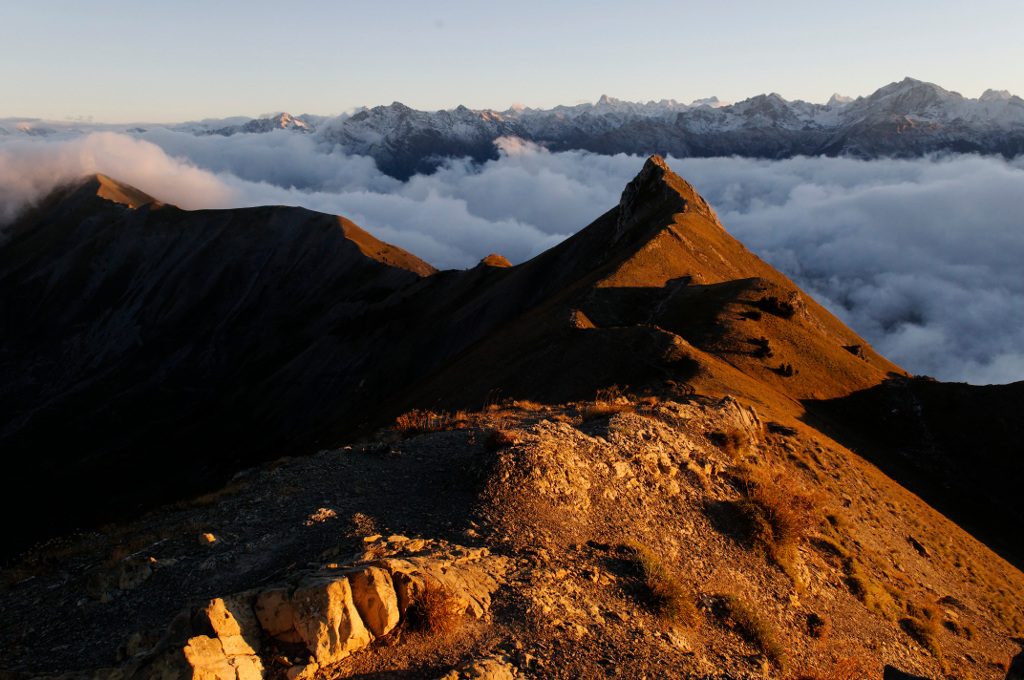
left=128, top=539, right=508, bottom=680
left=436, top=655, right=519, bottom=680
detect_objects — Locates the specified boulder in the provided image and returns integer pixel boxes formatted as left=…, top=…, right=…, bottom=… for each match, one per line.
left=253, top=587, right=302, bottom=644
left=345, top=567, right=400, bottom=637
left=194, top=593, right=262, bottom=655
left=290, top=576, right=372, bottom=664
left=181, top=637, right=236, bottom=680
left=458, top=655, right=517, bottom=680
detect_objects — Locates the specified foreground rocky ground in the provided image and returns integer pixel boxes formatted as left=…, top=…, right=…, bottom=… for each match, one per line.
left=2, top=389, right=1023, bottom=680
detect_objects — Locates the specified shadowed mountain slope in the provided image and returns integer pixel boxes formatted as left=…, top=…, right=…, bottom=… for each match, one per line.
left=0, top=176, right=437, bottom=555
left=806, top=376, right=1024, bottom=567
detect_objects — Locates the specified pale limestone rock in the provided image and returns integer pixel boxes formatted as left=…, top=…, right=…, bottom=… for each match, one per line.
left=458, top=655, right=517, bottom=680
left=254, top=587, right=303, bottom=643
left=228, top=657, right=262, bottom=680
left=291, top=576, right=372, bottom=664
left=345, top=567, right=400, bottom=637
left=218, top=636, right=254, bottom=658
left=197, top=593, right=262, bottom=654
left=384, top=564, right=426, bottom=616
left=285, top=663, right=318, bottom=680
left=181, top=636, right=235, bottom=680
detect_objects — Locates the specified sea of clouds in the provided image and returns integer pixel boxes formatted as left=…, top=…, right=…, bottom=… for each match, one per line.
left=1, top=129, right=1022, bottom=385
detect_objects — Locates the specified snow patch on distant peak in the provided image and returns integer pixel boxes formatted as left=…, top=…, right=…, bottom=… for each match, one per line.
left=981, top=89, right=1013, bottom=102
left=691, top=96, right=729, bottom=108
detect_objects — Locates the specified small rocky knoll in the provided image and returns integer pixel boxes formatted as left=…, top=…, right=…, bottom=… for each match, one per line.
left=2, top=392, right=1022, bottom=679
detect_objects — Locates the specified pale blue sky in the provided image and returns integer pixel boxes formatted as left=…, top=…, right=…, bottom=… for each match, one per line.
left=3, top=0, right=1022, bottom=122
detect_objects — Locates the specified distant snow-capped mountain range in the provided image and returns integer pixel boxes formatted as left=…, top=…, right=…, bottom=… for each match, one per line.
left=4, top=78, right=1023, bottom=179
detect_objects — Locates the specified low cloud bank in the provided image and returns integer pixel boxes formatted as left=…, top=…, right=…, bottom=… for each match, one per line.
left=1, top=130, right=1022, bottom=385
left=681, top=154, right=1024, bottom=386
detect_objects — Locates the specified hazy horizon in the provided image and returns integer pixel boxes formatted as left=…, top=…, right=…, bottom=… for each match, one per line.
left=4, top=0, right=1024, bottom=123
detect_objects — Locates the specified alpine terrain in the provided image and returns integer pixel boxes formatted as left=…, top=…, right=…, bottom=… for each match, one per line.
left=0, top=157, right=1022, bottom=680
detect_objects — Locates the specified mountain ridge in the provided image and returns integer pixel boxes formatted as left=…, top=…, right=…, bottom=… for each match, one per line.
left=0, top=159, right=1021, bottom=572
left=4, top=78, right=1023, bottom=180
left=2, top=158, right=1024, bottom=680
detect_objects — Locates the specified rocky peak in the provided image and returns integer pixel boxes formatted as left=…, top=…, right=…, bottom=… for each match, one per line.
left=981, top=88, right=1013, bottom=102
left=827, top=93, right=853, bottom=107
left=478, top=253, right=512, bottom=268
left=82, top=174, right=160, bottom=209
left=864, top=77, right=964, bottom=113
left=615, top=155, right=712, bottom=242
left=691, top=96, right=727, bottom=108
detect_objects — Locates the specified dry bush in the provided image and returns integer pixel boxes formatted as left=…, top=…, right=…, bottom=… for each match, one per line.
left=710, top=429, right=748, bottom=460
left=635, top=395, right=661, bottom=413
left=483, top=428, right=519, bottom=452
left=391, top=410, right=467, bottom=437
left=718, top=593, right=787, bottom=670
left=580, top=402, right=634, bottom=421
left=406, top=580, right=462, bottom=635
left=510, top=400, right=544, bottom=411
left=580, top=386, right=636, bottom=422
left=733, top=467, right=816, bottom=569
left=844, top=558, right=898, bottom=620
left=625, top=542, right=699, bottom=627
left=943, top=619, right=977, bottom=640
left=811, top=536, right=849, bottom=564
left=901, top=603, right=944, bottom=662
left=755, top=294, right=797, bottom=319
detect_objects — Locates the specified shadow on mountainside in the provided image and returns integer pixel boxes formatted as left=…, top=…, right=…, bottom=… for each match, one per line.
left=802, top=375, right=1024, bottom=570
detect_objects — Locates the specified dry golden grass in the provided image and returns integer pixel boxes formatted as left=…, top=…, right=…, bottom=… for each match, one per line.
left=391, top=409, right=468, bottom=438
left=844, top=558, right=899, bottom=620
left=943, top=618, right=977, bottom=641
left=901, top=614, right=943, bottom=663
left=710, top=428, right=748, bottom=460
left=483, top=428, right=520, bottom=452
left=406, top=580, right=462, bottom=635
left=718, top=593, right=787, bottom=670
left=732, top=466, right=817, bottom=572
left=580, top=402, right=634, bottom=421
left=625, top=542, right=699, bottom=627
